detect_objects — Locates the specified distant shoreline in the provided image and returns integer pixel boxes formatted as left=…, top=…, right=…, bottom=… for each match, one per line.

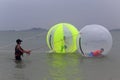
left=0, top=28, right=120, bottom=32
left=110, top=29, right=120, bottom=31
left=0, top=27, right=47, bottom=32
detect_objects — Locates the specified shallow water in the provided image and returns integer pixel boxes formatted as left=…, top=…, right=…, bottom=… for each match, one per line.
left=0, top=30, right=119, bottom=80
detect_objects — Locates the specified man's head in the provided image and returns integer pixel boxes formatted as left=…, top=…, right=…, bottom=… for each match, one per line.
left=16, top=39, right=22, bottom=44
left=100, top=48, right=104, bottom=53
left=101, top=48, right=104, bottom=51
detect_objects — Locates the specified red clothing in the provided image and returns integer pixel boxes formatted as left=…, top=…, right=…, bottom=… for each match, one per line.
left=92, top=50, right=102, bottom=56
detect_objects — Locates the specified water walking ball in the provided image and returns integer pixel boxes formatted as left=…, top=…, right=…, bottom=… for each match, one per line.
left=77, top=24, right=112, bottom=56
left=46, top=23, right=79, bottom=53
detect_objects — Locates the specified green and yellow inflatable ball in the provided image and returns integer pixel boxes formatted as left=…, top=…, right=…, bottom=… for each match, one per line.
left=46, top=23, right=79, bottom=53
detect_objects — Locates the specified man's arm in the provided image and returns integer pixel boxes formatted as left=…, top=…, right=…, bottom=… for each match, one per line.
left=18, top=45, right=31, bottom=54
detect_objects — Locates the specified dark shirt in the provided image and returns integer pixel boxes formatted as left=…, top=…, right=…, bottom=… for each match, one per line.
left=15, top=45, right=23, bottom=56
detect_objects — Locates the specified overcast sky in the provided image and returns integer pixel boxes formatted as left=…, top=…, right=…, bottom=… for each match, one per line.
left=0, top=0, right=120, bottom=30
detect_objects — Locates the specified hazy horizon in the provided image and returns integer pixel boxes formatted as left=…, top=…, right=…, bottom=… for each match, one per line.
left=0, top=0, right=120, bottom=30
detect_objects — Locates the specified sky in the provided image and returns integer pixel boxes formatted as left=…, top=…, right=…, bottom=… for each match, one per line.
left=0, top=0, right=120, bottom=30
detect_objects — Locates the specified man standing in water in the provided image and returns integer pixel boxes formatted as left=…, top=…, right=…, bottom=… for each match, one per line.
left=15, top=39, right=31, bottom=61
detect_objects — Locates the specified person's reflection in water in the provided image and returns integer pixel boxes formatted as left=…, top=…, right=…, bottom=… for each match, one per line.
left=13, top=61, right=29, bottom=80
left=45, top=53, right=82, bottom=80
left=14, top=60, right=26, bottom=69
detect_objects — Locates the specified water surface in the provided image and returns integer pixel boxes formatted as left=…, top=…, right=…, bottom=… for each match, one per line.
left=0, top=30, right=119, bottom=80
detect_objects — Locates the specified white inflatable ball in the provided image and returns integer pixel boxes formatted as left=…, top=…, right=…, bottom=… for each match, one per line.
left=77, top=24, right=112, bottom=57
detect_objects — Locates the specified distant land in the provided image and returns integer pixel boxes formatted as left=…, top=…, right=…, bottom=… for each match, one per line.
left=0, top=28, right=120, bottom=32
left=22, top=27, right=47, bottom=31
left=110, top=29, right=120, bottom=31
left=17, top=28, right=120, bottom=32
left=0, top=27, right=47, bottom=32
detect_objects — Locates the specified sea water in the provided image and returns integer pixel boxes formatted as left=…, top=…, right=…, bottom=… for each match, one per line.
left=0, top=30, right=119, bottom=80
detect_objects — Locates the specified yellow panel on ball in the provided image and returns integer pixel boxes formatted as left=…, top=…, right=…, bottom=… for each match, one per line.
left=47, top=23, right=79, bottom=53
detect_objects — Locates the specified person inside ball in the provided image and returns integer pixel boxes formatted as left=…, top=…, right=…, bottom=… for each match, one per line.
left=85, top=48, right=104, bottom=57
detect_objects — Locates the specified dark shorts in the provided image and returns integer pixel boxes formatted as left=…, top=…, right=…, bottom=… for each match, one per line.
left=15, top=56, right=22, bottom=61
